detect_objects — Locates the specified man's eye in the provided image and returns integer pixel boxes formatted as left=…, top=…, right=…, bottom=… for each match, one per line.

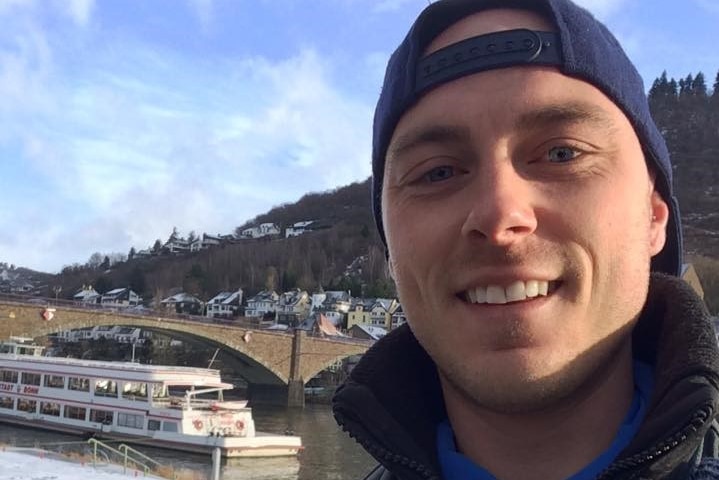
left=547, top=146, right=579, bottom=163
left=423, top=166, right=455, bottom=182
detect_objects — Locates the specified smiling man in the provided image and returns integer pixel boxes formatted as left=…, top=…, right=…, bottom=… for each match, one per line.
left=333, top=1, right=719, bottom=479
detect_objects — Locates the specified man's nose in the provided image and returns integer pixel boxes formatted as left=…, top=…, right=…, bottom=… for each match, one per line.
left=459, top=162, right=538, bottom=246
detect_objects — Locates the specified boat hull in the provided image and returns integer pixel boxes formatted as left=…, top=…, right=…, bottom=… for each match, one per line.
left=0, top=414, right=302, bottom=458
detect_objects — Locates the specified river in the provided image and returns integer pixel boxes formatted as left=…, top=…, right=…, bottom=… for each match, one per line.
left=0, top=404, right=375, bottom=480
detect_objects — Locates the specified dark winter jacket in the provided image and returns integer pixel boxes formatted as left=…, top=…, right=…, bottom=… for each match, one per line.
left=333, top=274, right=719, bottom=479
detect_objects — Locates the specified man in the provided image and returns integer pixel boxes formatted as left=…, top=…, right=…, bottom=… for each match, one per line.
left=333, top=1, right=719, bottom=479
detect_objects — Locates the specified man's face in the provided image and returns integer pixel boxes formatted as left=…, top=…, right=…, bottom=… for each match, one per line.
left=382, top=9, right=669, bottom=412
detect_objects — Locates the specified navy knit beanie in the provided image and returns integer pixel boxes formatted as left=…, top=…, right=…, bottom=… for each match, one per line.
left=372, top=0, right=682, bottom=276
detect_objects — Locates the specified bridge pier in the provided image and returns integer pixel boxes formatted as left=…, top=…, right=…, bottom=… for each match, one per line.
left=247, top=381, right=304, bottom=407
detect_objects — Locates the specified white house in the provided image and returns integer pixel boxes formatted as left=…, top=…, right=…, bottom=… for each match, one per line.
left=164, top=237, right=191, bottom=254
left=240, top=223, right=280, bottom=239
left=276, top=289, right=311, bottom=325
left=285, top=221, right=315, bottom=238
left=73, top=286, right=100, bottom=305
left=100, top=288, right=142, bottom=308
left=205, top=289, right=243, bottom=319
left=190, top=233, right=223, bottom=252
left=245, top=290, right=279, bottom=318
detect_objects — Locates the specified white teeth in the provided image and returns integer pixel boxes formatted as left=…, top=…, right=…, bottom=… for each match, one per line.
left=465, top=280, right=551, bottom=305
left=467, top=288, right=477, bottom=303
left=486, top=286, right=507, bottom=304
left=505, top=281, right=526, bottom=302
left=525, top=280, right=539, bottom=298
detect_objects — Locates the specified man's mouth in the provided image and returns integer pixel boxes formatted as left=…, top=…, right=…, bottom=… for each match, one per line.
left=461, top=280, right=561, bottom=305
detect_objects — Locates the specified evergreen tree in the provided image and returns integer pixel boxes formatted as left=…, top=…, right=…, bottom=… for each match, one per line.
left=128, top=247, right=136, bottom=260
left=152, top=239, right=162, bottom=253
left=100, top=256, right=111, bottom=271
left=713, top=71, right=719, bottom=99
left=682, top=74, right=694, bottom=96
left=692, top=72, right=708, bottom=97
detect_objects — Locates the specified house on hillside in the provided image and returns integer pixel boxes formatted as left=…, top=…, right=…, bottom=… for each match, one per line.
left=348, top=324, right=387, bottom=341
left=285, top=221, right=315, bottom=238
left=391, top=304, right=407, bottom=329
left=73, top=286, right=101, bottom=305
left=164, top=237, right=191, bottom=254
left=206, top=289, right=243, bottom=319
left=190, top=233, right=223, bottom=252
left=245, top=290, right=279, bottom=319
left=277, top=289, right=311, bottom=326
left=347, top=298, right=400, bottom=330
left=298, top=313, right=346, bottom=337
left=240, top=223, right=280, bottom=239
left=312, top=290, right=352, bottom=327
left=100, top=288, right=142, bottom=308
left=160, top=292, right=204, bottom=315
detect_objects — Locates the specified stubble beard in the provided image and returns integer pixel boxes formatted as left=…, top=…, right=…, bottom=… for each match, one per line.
left=429, top=327, right=631, bottom=415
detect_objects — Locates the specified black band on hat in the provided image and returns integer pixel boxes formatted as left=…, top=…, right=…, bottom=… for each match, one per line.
left=415, top=29, right=562, bottom=96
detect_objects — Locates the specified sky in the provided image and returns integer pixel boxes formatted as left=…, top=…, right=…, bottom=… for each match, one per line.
left=1, top=0, right=718, bottom=274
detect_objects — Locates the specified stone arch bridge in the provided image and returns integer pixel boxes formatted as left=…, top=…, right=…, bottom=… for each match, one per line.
left=0, top=299, right=372, bottom=407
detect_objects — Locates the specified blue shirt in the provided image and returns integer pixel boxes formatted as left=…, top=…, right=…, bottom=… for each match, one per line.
left=436, top=361, right=654, bottom=480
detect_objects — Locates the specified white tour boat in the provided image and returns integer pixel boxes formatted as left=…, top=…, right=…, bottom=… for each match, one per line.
left=0, top=337, right=302, bottom=457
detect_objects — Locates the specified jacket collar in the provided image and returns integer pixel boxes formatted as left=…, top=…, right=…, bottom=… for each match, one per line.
left=334, top=274, right=719, bottom=478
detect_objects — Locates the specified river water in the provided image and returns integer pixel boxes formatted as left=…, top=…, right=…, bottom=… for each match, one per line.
left=0, top=404, right=375, bottom=480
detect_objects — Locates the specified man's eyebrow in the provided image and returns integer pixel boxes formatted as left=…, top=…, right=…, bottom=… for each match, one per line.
left=387, top=124, right=471, bottom=160
left=514, top=102, right=618, bottom=132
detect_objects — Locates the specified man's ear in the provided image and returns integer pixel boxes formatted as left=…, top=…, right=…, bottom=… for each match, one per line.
left=649, top=190, right=669, bottom=257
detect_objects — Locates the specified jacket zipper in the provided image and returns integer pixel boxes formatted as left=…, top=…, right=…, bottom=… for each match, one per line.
left=596, top=405, right=713, bottom=480
left=335, top=411, right=440, bottom=480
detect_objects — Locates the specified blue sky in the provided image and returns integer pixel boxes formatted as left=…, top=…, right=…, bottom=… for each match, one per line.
left=1, top=0, right=718, bottom=273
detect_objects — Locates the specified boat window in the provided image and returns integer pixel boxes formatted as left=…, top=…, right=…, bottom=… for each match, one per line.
left=21, top=372, right=41, bottom=386
left=44, top=375, right=65, bottom=388
left=64, top=406, right=87, bottom=420
left=117, top=412, right=144, bottom=429
left=152, top=383, right=168, bottom=398
left=0, top=344, right=12, bottom=354
left=148, top=419, right=161, bottom=431
left=16, top=399, right=37, bottom=413
left=162, top=421, right=178, bottom=433
left=0, top=396, right=14, bottom=409
left=89, top=409, right=114, bottom=424
left=122, top=382, right=148, bottom=401
left=0, top=370, right=18, bottom=383
left=68, top=377, right=90, bottom=391
left=94, top=379, right=118, bottom=397
left=40, top=401, right=61, bottom=416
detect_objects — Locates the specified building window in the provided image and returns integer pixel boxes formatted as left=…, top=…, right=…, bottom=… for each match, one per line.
left=117, top=413, right=144, bottom=429
left=0, top=370, right=18, bottom=383
left=21, top=372, right=41, bottom=386
left=68, top=377, right=90, bottom=391
left=40, top=402, right=61, bottom=416
left=0, top=396, right=14, bottom=409
left=148, top=419, right=161, bottom=431
left=90, top=409, right=113, bottom=424
left=122, top=382, right=148, bottom=401
left=162, top=422, right=178, bottom=432
left=44, top=375, right=65, bottom=388
left=94, top=379, right=118, bottom=397
left=64, top=406, right=87, bottom=421
left=17, top=399, right=37, bottom=413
